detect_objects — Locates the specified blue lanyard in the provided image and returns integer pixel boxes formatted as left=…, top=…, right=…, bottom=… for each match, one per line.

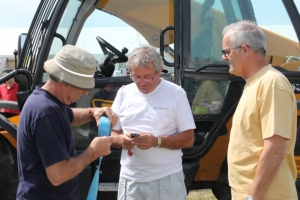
left=87, top=116, right=111, bottom=200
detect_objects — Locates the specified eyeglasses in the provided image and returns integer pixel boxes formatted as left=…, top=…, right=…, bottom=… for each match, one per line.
left=221, top=46, right=242, bottom=57
left=131, top=71, right=158, bottom=83
left=222, top=45, right=252, bottom=57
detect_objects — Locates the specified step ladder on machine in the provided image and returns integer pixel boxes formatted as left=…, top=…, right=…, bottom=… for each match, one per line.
left=98, top=182, right=118, bottom=191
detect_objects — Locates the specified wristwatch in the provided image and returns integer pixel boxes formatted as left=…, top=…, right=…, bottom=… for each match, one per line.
left=156, top=137, right=161, bottom=147
left=245, top=196, right=254, bottom=200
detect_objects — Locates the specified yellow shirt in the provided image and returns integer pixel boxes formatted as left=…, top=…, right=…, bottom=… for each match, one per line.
left=228, top=65, right=297, bottom=200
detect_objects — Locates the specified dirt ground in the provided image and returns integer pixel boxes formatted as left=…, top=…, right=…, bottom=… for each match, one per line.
left=187, top=189, right=217, bottom=200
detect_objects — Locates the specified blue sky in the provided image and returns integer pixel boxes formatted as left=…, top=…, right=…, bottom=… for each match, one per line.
left=0, top=0, right=127, bottom=29
left=0, top=0, right=39, bottom=28
left=0, top=0, right=300, bottom=56
left=0, top=0, right=128, bottom=55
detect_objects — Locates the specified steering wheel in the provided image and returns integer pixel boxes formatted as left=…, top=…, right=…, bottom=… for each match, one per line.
left=96, top=36, right=128, bottom=62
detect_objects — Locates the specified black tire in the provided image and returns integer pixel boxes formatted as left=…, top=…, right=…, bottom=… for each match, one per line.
left=212, top=158, right=231, bottom=200
left=0, top=135, right=18, bottom=200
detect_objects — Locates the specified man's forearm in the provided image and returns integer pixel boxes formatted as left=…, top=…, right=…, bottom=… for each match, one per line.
left=46, top=146, right=98, bottom=186
left=71, top=108, right=93, bottom=126
left=160, top=129, right=194, bottom=150
left=248, top=135, right=286, bottom=199
left=110, top=130, right=123, bottom=148
left=248, top=153, right=283, bottom=199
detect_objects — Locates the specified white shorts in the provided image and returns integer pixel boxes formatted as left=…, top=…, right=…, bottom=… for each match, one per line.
left=117, top=171, right=187, bottom=200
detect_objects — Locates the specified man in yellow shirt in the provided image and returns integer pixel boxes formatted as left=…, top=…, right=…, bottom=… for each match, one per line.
left=222, top=20, right=297, bottom=200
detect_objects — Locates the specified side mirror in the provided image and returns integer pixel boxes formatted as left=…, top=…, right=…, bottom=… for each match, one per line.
left=160, top=26, right=174, bottom=67
left=18, top=33, right=27, bottom=59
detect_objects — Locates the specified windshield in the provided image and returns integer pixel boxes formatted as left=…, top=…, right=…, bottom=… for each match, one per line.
left=96, top=0, right=174, bottom=48
left=189, top=0, right=300, bottom=71
left=76, top=2, right=175, bottom=77
left=48, top=0, right=82, bottom=59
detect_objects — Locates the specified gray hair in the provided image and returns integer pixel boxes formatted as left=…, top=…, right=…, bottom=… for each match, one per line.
left=222, top=20, right=266, bottom=56
left=126, top=45, right=164, bottom=72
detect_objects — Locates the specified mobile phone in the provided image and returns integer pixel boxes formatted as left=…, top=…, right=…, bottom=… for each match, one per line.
left=130, top=133, right=139, bottom=138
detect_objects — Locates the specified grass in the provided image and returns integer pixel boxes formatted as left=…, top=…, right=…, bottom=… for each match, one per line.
left=187, top=189, right=217, bottom=200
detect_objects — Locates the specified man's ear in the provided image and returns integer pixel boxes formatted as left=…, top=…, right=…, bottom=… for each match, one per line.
left=61, top=83, right=69, bottom=91
left=242, top=44, right=251, bottom=54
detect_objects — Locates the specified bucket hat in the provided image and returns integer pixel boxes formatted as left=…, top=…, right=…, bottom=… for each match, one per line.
left=44, top=45, right=96, bottom=90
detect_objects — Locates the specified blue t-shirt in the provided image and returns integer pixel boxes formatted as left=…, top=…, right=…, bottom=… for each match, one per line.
left=17, top=86, right=78, bottom=200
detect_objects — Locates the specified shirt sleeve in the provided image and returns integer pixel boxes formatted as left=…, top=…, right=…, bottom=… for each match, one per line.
left=259, top=87, right=294, bottom=139
left=111, top=86, right=124, bottom=131
left=33, top=114, right=72, bottom=168
left=176, top=87, right=196, bottom=132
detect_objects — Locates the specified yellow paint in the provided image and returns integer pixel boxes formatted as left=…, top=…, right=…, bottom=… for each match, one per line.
left=194, top=117, right=232, bottom=181
left=0, top=115, right=19, bottom=148
left=91, top=99, right=113, bottom=108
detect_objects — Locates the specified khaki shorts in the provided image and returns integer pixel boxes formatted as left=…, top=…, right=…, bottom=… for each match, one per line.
left=117, top=171, right=187, bottom=200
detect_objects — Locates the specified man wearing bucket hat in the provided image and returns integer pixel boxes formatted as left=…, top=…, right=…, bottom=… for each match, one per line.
left=16, top=45, right=118, bottom=200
